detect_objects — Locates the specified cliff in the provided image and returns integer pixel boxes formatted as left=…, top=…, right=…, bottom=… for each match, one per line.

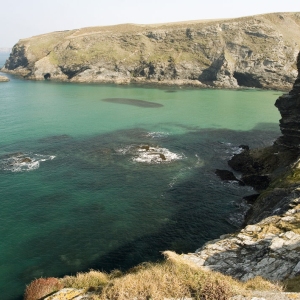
left=184, top=52, right=300, bottom=286
left=2, top=12, right=300, bottom=90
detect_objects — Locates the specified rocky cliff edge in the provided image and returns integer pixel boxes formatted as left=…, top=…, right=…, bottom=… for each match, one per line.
left=2, top=12, right=300, bottom=90
left=183, top=52, right=300, bottom=287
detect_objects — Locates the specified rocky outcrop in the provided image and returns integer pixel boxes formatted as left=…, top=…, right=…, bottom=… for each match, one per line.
left=275, top=52, right=300, bottom=147
left=183, top=51, right=300, bottom=284
left=2, top=12, right=300, bottom=89
left=0, top=75, right=9, bottom=82
left=183, top=200, right=300, bottom=281
left=45, top=289, right=300, bottom=300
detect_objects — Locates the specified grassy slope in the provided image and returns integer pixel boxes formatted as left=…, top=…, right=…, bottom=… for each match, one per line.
left=18, top=12, right=300, bottom=70
left=25, top=251, right=285, bottom=300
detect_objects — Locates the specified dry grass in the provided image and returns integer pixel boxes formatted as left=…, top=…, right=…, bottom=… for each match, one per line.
left=96, top=260, right=234, bottom=300
left=61, top=270, right=109, bottom=289
left=86, top=251, right=281, bottom=300
left=24, top=277, right=63, bottom=300
left=243, top=276, right=283, bottom=292
left=24, top=252, right=285, bottom=300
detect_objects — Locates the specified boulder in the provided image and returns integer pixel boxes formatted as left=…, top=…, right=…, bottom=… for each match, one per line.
left=215, top=169, right=244, bottom=185
left=0, top=75, right=9, bottom=82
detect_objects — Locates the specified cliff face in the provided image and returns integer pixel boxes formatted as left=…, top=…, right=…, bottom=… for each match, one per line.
left=184, top=52, right=300, bottom=283
left=2, top=12, right=300, bottom=89
left=275, top=52, right=300, bottom=146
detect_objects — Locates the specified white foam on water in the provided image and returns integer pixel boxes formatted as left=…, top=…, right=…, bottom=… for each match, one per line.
left=1, top=153, right=56, bottom=172
left=115, top=146, right=132, bottom=155
left=194, top=154, right=204, bottom=168
left=168, top=166, right=192, bottom=187
left=133, top=146, right=183, bottom=164
left=232, top=146, right=244, bottom=155
left=145, top=132, right=170, bottom=138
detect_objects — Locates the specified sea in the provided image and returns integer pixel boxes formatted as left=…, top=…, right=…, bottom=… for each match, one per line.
left=0, top=52, right=282, bottom=299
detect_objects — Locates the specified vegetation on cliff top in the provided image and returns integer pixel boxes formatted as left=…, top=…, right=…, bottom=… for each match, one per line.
left=24, top=251, right=283, bottom=300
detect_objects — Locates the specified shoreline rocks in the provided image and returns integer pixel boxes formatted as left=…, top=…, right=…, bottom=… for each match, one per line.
left=183, top=199, right=300, bottom=282
left=0, top=75, right=9, bottom=82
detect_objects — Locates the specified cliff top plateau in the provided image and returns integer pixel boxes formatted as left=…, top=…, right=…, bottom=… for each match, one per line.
left=2, top=12, right=300, bottom=90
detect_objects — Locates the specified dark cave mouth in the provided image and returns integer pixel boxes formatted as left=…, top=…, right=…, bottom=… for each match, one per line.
left=233, top=72, right=263, bottom=88
left=44, top=73, right=51, bottom=80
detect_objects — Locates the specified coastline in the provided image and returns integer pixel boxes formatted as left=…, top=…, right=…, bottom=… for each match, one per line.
left=3, top=12, right=300, bottom=92
left=23, top=52, right=300, bottom=300
left=0, top=68, right=291, bottom=91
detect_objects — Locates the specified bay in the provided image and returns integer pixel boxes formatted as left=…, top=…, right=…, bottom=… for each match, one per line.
left=0, top=52, right=282, bottom=299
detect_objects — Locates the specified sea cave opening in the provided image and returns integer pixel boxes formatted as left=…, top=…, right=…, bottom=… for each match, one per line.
left=44, top=73, right=51, bottom=80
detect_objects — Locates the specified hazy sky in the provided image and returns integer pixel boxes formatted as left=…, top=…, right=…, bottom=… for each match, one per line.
left=1, top=0, right=299, bottom=47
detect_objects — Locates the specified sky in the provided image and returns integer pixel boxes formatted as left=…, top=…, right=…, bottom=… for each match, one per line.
left=1, top=0, right=299, bottom=47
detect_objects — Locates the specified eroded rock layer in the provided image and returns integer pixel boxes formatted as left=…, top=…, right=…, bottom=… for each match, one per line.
left=184, top=199, right=300, bottom=281
left=2, top=12, right=300, bottom=89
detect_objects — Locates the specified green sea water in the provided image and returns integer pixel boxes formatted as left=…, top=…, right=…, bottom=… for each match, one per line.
left=0, top=53, right=283, bottom=299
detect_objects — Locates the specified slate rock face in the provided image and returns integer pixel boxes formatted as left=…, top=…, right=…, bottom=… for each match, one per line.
left=183, top=198, right=300, bottom=282
left=275, top=52, right=300, bottom=147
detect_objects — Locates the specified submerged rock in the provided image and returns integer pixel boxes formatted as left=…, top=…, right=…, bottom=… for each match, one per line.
left=102, top=98, right=163, bottom=108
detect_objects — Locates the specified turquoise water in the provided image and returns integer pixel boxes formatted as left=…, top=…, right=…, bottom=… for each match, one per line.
left=0, top=53, right=282, bottom=299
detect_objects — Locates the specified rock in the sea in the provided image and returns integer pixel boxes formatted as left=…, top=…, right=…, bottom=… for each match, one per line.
left=0, top=75, right=9, bottom=82
left=241, top=174, right=270, bottom=190
left=243, top=194, right=260, bottom=204
left=215, top=169, right=244, bottom=185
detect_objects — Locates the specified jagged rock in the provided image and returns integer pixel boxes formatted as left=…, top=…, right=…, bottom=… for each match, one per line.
left=243, top=194, right=260, bottom=204
left=183, top=203, right=300, bottom=282
left=228, top=149, right=255, bottom=173
left=44, top=288, right=91, bottom=299
left=215, top=169, right=245, bottom=185
left=241, top=174, right=270, bottom=190
left=275, top=52, right=300, bottom=147
left=2, top=12, right=300, bottom=89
